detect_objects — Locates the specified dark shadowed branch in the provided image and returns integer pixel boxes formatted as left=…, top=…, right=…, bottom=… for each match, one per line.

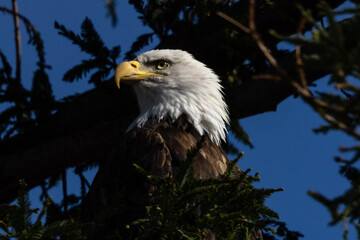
left=220, top=0, right=360, bottom=140
left=12, top=0, right=21, bottom=82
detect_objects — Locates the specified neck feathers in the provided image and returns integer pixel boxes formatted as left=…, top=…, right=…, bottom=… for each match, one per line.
left=128, top=79, right=229, bottom=146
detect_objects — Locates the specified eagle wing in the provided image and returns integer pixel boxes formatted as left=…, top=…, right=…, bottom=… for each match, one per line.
left=142, top=116, right=229, bottom=178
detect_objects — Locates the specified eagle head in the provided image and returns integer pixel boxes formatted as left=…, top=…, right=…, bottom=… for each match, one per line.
left=115, top=49, right=229, bottom=145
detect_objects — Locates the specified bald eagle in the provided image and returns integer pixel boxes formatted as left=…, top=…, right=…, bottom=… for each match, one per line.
left=83, top=49, right=236, bottom=239
left=114, top=49, right=230, bottom=178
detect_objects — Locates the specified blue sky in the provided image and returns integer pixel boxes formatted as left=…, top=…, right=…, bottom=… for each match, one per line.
left=0, top=1, right=356, bottom=239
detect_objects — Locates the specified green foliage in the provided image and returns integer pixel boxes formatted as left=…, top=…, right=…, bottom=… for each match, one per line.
left=0, top=8, right=54, bottom=142
left=125, top=33, right=154, bottom=60
left=127, top=0, right=231, bottom=50
left=127, top=144, right=300, bottom=240
left=279, top=1, right=360, bottom=239
left=0, top=180, right=85, bottom=240
left=3, top=0, right=360, bottom=239
left=0, top=163, right=302, bottom=240
left=55, top=17, right=121, bottom=86
left=230, top=120, right=254, bottom=149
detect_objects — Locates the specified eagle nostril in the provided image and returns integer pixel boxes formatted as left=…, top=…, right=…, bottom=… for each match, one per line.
left=130, top=61, right=140, bottom=69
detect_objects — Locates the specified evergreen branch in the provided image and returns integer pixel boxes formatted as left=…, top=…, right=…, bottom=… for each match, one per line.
left=125, top=33, right=154, bottom=60
left=0, top=4, right=52, bottom=141
left=80, top=17, right=108, bottom=57
left=222, top=152, right=243, bottom=178
left=0, top=6, right=49, bottom=71
left=109, top=45, right=121, bottom=66
left=55, top=18, right=121, bottom=85
left=89, top=68, right=111, bottom=85
left=34, top=197, right=51, bottom=227
left=54, top=21, right=83, bottom=46
left=230, top=120, right=254, bottom=148
left=0, top=180, right=86, bottom=239
left=221, top=1, right=360, bottom=141
left=62, top=59, right=102, bottom=82
left=56, top=18, right=111, bottom=60
left=130, top=151, right=291, bottom=240
left=222, top=3, right=360, bottom=235
left=0, top=50, right=12, bottom=78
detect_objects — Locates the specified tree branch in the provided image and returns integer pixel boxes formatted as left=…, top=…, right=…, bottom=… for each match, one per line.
left=61, top=170, right=68, bottom=212
left=215, top=11, right=249, bottom=33
left=0, top=0, right=352, bottom=203
left=12, top=0, right=21, bottom=82
left=0, top=83, right=137, bottom=203
left=224, top=0, right=360, bottom=139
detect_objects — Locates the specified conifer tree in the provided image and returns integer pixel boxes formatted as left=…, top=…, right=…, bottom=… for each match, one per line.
left=0, top=0, right=359, bottom=239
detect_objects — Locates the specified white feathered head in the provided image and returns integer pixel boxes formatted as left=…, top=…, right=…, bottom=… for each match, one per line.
left=115, top=49, right=229, bottom=145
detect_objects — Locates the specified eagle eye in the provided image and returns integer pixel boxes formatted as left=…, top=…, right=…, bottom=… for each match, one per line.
left=156, top=61, right=170, bottom=70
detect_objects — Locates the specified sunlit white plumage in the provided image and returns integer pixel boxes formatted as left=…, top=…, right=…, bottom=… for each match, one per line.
left=127, top=49, right=229, bottom=145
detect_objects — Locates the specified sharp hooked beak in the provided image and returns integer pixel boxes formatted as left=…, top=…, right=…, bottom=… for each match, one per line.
left=114, top=61, right=162, bottom=89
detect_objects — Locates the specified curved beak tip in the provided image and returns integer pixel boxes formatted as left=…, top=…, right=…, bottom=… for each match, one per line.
left=114, top=64, right=123, bottom=89
left=115, top=76, right=120, bottom=89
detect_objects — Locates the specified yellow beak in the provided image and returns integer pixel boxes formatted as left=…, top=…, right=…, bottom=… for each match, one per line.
left=114, top=61, right=162, bottom=89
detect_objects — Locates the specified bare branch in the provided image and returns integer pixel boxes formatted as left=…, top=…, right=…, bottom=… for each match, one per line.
left=78, top=171, right=91, bottom=189
left=247, top=0, right=288, bottom=79
left=295, top=17, right=307, bottom=88
left=62, top=170, right=68, bottom=213
left=322, top=113, right=360, bottom=139
left=0, top=7, right=35, bottom=37
left=248, top=0, right=360, bottom=139
left=12, top=0, right=21, bottom=82
left=216, top=11, right=250, bottom=33
left=219, top=0, right=360, bottom=140
left=251, top=74, right=282, bottom=81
